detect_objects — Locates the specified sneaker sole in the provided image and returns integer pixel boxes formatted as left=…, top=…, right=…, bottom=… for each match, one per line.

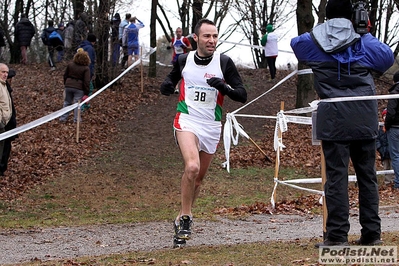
left=173, top=236, right=186, bottom=248
left=176, top=232, right=191, bottom=240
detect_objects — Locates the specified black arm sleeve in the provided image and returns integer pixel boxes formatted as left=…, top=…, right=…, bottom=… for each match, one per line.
left=161, top=54, right=188, bottom=87
left=220, top=55, right=247, bottom=103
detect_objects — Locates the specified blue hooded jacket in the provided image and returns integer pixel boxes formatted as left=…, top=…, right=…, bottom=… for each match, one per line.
left=79, top=40, right=95, bottom=78
left=291, top=18, right=394, bottom=141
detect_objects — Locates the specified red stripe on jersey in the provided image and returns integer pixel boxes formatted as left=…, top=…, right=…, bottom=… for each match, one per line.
left=173, top=112, right=182, bottom=129
left=179, top=78, right=186, bottom=101
left=217, top=90, right=224, bottom=107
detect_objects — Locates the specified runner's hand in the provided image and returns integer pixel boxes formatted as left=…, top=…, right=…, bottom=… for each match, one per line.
left=207, top=77, right=230, bottom=95
left=160, top=80, right=175, bottom=96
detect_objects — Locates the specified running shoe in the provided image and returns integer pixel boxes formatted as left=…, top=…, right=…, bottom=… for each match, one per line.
left=173, top=235, right=186, bottom=248
left=174, top=215, right=192, bottom=239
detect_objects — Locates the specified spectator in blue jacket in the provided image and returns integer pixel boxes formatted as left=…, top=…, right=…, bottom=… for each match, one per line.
left=291, top=0, right=394, bottom=247
left=119, top=13, right=131, bottom=68
left=40, top=20, right=57, bottom=70
left=123, top=16, right=144, bottom=67
left=78, top=34, right=96, bottom=111
left=78, top=34, right=96, bottom=79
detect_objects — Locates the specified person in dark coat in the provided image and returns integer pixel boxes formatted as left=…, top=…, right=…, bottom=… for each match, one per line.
left=0, top=70, right=18, bottom=176
left=111, top=13, right=121, bottom=66
left=376, top=108, right=394, bottom=184
left=291, top=0, right=394, bottom=247
left=40, top=20, right=57, bottom=70
left=14, top=14, right=35, bottom=64
left=73, top=12, right=89, bottom=50
left=384, top=71, right=399, bottom=189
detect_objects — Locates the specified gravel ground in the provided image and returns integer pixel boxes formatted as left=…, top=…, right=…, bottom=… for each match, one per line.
left=1, top=210, right=398, bottom=265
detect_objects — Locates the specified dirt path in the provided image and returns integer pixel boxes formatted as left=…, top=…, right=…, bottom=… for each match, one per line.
left=1, top=211, right=398, bottom=265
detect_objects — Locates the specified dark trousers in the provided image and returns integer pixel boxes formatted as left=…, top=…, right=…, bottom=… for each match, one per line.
left=0, top=138, right=12, bottom=175
left=47, top=46, right=55, bottom=67
left=0, top=128, right=5, bottom=175
left=112, top=42, right=120, bottom=66
left=322, top=139, right=380, bottom=242
left=121, top=46, right=128, bottom=68
left=266, top=56, right=277, bottom=79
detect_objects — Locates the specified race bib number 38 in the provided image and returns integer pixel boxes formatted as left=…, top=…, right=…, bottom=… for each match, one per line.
left=185, top=85, right=217, bottom=109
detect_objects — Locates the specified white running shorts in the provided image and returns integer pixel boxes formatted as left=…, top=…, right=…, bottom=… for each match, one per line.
left=173, top=113, right=221, bottom=154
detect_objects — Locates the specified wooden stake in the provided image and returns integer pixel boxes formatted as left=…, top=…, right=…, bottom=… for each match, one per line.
left=140, top=47, right=144, bottom=93
left=76, top=100, right=81, bottom=143
left=248, top=137, right=272, bottom=163
left=273, top=101, right=284, bottom=206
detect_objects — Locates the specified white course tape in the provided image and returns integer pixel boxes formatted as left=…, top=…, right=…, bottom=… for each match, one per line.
left=223, top=67, right=397, bottom=208
left=233, top=114, right=312, bottom=125
left=281, top=169, right=394, bottom=185
left=232, top=70, right=298, bottom=114
left=223, top=113, right=252, bottom=172
left=0, top=47, right=157, bottom=142
left=297, top=69, right=313, bottom=75
left=218, top=39, right=294, bottom=54
left=316, top=94, right=399, bottom=104
left=274, top=111, right=288, bottom=152
left=223, top=69, right=307, bottom=173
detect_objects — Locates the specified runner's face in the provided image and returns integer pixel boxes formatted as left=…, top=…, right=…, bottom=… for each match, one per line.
left=0, top=64, right=9, bottom=82
left=194, top=23, right=218, bottom=57
left=175, top=28, right=183, bottom=38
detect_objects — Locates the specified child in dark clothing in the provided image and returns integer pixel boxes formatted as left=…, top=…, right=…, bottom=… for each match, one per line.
left=376, top=108, right=394, bottom=184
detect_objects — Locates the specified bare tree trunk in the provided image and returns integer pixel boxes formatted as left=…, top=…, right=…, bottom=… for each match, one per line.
left=149, top=0, right=157, bottom=78
left=393, top=0, right=399, bottom=57
left=191, top=0, right=203, bottom=51
left=95, top=0, right=110, bottom=87
left=316, top=0, right=327, bottom=24
left=295, top=0, right=315, bottom=109
left=180, top=0, right=190, bottom=36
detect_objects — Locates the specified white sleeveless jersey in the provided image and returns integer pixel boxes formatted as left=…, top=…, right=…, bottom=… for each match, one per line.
left=177, top=51, right=225, bottom=121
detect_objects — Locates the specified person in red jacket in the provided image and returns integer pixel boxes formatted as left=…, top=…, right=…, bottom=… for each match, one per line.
left=169, top=27, right=192, bottom=64
left=167, top=27, right=192, bottom=93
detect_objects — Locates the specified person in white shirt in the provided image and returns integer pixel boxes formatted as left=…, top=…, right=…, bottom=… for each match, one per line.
left=261, top=24, right=278, bottom=80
